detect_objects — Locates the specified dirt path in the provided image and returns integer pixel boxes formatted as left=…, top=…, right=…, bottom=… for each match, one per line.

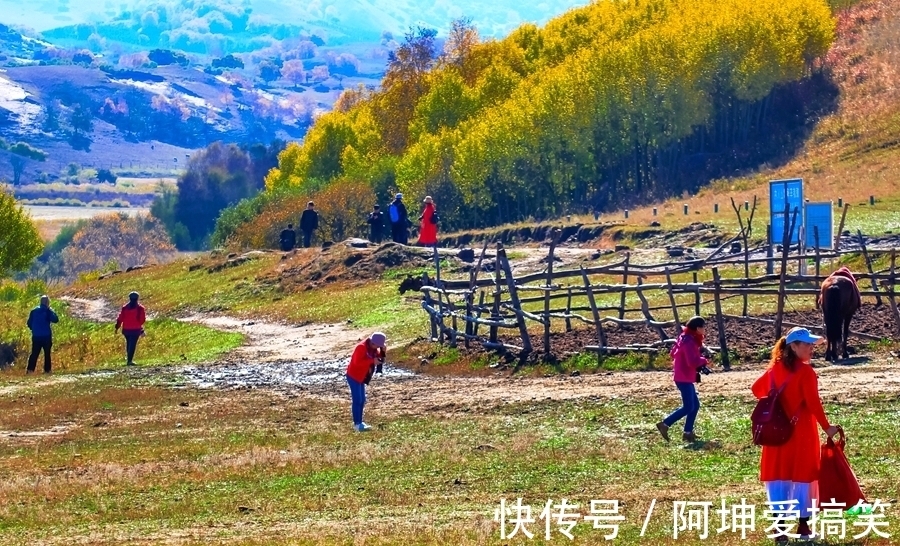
left=54, top=298, right=900, bottom=413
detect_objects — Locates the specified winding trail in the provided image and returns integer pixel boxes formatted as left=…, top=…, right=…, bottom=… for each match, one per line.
left=54, top=297, right=900, bottom=414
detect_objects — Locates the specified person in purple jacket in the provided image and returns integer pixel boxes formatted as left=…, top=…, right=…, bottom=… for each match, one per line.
left=656, top=316, right=711, bottom=443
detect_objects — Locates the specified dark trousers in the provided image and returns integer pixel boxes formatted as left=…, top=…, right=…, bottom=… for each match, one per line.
left=663, top=382, right=700, bottom=433
left=370, top=228, right=382, bottom=244
left=123, top=330, right=141, bottom=364
left=391, top=224, right=407, bottom=245
left=302, top=230, right=313, bottom=248
left=27, top=336, right=52, bottom=373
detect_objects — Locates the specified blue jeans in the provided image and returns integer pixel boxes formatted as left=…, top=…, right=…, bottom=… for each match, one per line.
left=664, top=382, right=700, bottom=433
left=347, top=375, right=366, bottom=426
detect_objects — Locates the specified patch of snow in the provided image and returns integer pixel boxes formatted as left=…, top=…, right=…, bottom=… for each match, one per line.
left=0, top=72, right=42, bottom=131
left=109, top=78, right=212, bottom=111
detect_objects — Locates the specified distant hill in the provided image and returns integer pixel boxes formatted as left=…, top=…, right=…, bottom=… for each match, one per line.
left=0, top=0, right=588, bottom=184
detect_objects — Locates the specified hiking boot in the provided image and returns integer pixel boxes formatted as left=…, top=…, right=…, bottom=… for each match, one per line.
left=682, top=431, right=697, bottom=443
left=656, top=422, right=670, bottom=442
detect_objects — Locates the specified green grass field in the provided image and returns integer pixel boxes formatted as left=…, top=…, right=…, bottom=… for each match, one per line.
left=0, top=373, right=896, bottom=545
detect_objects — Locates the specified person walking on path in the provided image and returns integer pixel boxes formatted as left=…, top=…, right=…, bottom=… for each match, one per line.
left=656, top=316, right=710, bottom=443
left=115, top=292, right=147, bottom=367
left=367, top=205, right=384, bottom=244
left=751, top=327, right=839, bottom=542
left=388, top=193, right=409, bottom=245
left=417, top=195, right=438, bottom=247
left=345, top=332, right=386, bottom=432
left=26, top=295, right=59, bottom=374
left=279, top=223, right=297, bottom=251
left=299, top=201, right=319, bottom=248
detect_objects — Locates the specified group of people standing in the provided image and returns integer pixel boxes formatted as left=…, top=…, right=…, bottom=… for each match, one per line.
left=658, top=316, right=841, bottom=542
left=24, top=292, right=147, bottom=374
left=279, top=202, right=320, bottom=251
left=279, top=193, right=439, bottom=251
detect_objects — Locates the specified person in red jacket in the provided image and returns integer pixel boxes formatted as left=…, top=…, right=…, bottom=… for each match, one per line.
left=751, top=328, right=839, bottom=542
left=656, top=316, right=710, bottom=443
left=346, top=332, right=386, bottom=432
left=115, top=291, right=147, bottom=367
left=417, top=196, right=438, bottom=247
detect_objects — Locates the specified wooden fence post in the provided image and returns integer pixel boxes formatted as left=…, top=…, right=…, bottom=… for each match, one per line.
left=499, top=247, right=532, bottom=354
left=835, top=204, right=849, bottom=250
left=814, top=227, right=821, bottom=310
left=473, top=291, right=486, bottom=339
left=581, top=267, right=607, bottom=358
left=766, top=224, right=774, bottom=275
left=636, top=277, right=667, bottom=341
left=857, top=230, right=882, bottom=306
left=619, top=253, right=631, bottom=320
left=888, top=250, right=900, bottom=335
left=664, top=267, right=682, bottom=331
left=693, top=271, right=701, bottom=316
left=774, top=204, right=799, bottom=338
left=423, top=283, right=438, bottom=342
left=544, top=229, right=561, bottom=355
left=490, top=244, right=503, bottom=344
left=712, top=267, right=731, bottom=370
left=565, top=287, right=573, bottom=332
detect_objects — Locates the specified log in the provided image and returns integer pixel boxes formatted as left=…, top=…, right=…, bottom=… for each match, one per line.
left=665, top=267, right=681, bottom=330
left=888, top=250, right=900, bottom=336
left=636, top=277, right=668, bottom=341
left=712, top=267, right=730, bottom=370
left=544, top=229, right=561, bottom=354
left=581, top=266, right=607, bottom=356
left=858, top=230, right=882, bottom=306
left=499, top=247, right=532, bottom=353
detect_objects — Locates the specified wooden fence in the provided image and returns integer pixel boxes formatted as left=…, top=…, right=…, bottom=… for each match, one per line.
left=418, top=231, right=900, bottom=367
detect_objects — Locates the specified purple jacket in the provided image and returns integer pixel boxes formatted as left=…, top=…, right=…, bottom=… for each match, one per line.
left=670, top=333, right=709, bottom=383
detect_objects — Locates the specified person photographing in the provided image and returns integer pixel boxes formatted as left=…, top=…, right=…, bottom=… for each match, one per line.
left=346, top=332, right=386, bottom=432
left=656, top=316, right=711, bottom=443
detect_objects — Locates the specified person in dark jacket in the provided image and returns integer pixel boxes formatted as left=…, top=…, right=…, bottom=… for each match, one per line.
left=367, top=205, right=384, bottom=244
left=26, top=295, right=59, bottom=374
left=279, top=223, right=297, bottom=251
left=299, top=202, right=319, bottom=248
left=115, top=292, right=147, bottom=366
left=388, top=193, right=409, bottom=245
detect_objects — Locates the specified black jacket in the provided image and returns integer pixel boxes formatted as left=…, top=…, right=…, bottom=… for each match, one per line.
left=367, top=211, right=383, bottom=229
left=300, top=210, right=319, bottom=232
left=389, top=199, right=408, bottom=225
left=279, top=228, right=296, bottom=250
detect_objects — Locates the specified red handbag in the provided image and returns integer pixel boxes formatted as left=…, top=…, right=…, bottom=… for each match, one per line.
left=751, top=371, right=797, bottom=446
left=818, top=427, right=866, bottom=508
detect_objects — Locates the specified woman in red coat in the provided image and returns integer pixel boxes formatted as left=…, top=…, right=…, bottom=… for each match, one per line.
left=115, top=291, right=146, bottom=366
left=751, top=327, right=839, bottom=542
left=417, top=196, right=438, bottom=247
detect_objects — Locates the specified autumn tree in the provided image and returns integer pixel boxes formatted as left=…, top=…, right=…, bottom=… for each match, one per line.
left=258, top=60, right=281, bottom=84
left=0, top=190, right=43, bottom=277
left=282, top=59, right=306, bottom=88
left=62, top=214, right=175, bottom=277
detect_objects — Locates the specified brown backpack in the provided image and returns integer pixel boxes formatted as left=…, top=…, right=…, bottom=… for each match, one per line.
left=751, top=370, right=799, bottom=446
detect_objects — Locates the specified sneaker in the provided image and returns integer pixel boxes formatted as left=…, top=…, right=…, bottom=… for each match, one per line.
left=126, top=361, right=136, bottom=367
left=682, top=431, right=697, bottom=443
left=656, top=422, right=670, bottom=442
left=357, top=423, right=372, bottom=432
left=797, top=520, right=815, bottom=540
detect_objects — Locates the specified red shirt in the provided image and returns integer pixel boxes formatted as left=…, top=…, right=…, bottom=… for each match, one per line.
left=116, top=304, right=146, bottom=331
left=346, top=340, right=378, bottom=384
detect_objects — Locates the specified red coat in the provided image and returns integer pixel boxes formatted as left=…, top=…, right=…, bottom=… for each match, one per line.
left=751, top=360, right=831, bottom=483
left=346, top=340, right=378, bottom=384
left=116, top=304, right=146, bottom=332
left=418, top=203, right=438, bottom=246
